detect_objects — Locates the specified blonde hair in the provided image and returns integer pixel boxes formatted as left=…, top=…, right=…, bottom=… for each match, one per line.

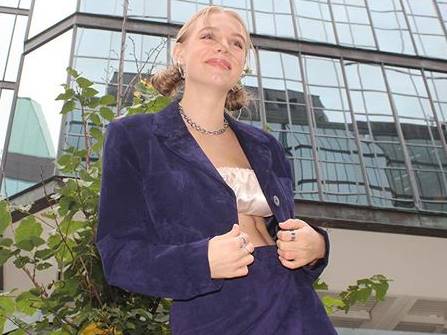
left=149, top=5, right=255, bottom=112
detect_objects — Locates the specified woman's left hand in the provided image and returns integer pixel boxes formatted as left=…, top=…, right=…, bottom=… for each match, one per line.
left=276, top=219, right=325, bottom=270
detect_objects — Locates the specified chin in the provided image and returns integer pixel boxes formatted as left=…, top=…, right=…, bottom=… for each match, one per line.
left=193, top=74, right=233, bottom=91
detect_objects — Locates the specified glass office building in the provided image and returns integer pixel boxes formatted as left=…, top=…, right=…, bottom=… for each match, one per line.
left=0, top=1, right=446, bottom=333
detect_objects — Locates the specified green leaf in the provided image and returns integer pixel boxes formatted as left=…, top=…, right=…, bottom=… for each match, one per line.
left=91, top=141, right=104, bottom=154
left=16, top=291, right=40, bottom=315
left=99, top=94, right=116, bottom=105
left=83, top=87, right=99, bottom=97
left=0, top=249, right=12, bottom=266
left=0, top=200, right=12, bottom=235
left=0, top=295, right=15, bottom=315
left=99, top=106, right=114, bottom=121
left=0, top=318, right=5, bottom=334
left=13, top=255, right=32, bottom=268
left=36, top=262, right=53, bottom=271
left=0, top=238, right=13, bottom=247
left=313, top=278, right=328, bottom=290
left=15, top=216, right=43, bottom=251
left=61, top=100, right=75, bottom=115
left=359, top=287, right=373, bottom=303
left=87, top=96, right=100, bottom=109
left=8, top=329, right=26, bottom=335
left=76, top=77, right=93, bottom=89
left=89, top=113, right=101, bottom=126
left=55, top=88, right=75, bottom=101
left=54, top=278, right=79, bottom=297
left=374, top=281, right=389, bottom=301
left=58, top=154, right=71, bottom=166
left=35, top=248, right=54, bottom=260
left=321, top=295, right=345, bottom=315
left=66, top=67, right=79, bottom=78
left=357, top=278, right=370, bottom=285
left=59, top=219, right=85, bottom=236
left=90, top=127, right=103, bottom=141
left=55, top=238, right=76, bottom=264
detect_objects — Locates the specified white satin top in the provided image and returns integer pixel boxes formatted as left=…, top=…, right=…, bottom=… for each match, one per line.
left=216, top=166, right=273, bottom=217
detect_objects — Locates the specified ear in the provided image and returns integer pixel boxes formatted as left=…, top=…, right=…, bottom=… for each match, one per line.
left=172, top=42, right=184, bottom=64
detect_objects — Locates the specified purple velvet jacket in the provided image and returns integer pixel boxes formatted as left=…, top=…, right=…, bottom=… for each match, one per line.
left=95, top=98, right=330, bottom=301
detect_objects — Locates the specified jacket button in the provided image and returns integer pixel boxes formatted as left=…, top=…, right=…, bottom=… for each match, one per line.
left=273, top=195, right=280, bottom=206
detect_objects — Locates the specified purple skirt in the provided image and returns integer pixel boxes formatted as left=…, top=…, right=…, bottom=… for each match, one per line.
left=169, top=245, right=337, bottom=335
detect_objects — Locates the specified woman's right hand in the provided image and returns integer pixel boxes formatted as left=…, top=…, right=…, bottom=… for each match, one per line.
left=208, top=224, right=255, bottom=279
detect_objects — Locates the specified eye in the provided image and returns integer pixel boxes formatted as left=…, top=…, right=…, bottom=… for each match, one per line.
left=201, top=32, right=213, bottom=39
left=234, top=40, right=244, bottom=49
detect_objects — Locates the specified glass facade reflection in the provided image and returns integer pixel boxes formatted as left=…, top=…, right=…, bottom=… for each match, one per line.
left=0, top=0, right=446, bottom=217
left=28, top=0, right=76, bottom=38
left=0, top=13, right=27, bottom=82
left=0, top=1, right=29, bottom=196
left=1, top=30, right=72, bottom=197
left=0, top=0, right=31, bottom=8
left=0, top=89, right=15, bottom=159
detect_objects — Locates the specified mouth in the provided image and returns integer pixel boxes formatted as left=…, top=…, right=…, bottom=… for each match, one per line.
left=205, top=59, right=232, bottom=71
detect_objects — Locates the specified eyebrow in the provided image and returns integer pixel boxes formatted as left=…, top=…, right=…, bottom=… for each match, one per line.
left=198, top=26, right=246, bottom=43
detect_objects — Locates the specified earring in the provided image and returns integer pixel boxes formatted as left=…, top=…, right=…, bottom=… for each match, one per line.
left=242, top=66, right=251, bottom=77
left=176, top=61, right=185, bottom=79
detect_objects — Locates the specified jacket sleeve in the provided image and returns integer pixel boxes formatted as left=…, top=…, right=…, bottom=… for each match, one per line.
left=268, top=133, right=330, bottom=283
left=95, top=120, right=225, bottom=300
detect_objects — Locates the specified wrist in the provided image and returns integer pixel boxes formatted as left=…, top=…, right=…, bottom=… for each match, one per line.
left=317, top=232, right=326, bottom=259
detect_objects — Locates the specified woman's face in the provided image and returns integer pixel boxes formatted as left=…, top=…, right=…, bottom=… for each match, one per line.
left=174, top=11, right=247, bottom=92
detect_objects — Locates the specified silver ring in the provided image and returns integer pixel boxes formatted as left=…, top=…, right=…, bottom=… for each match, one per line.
left=239, top=235, right=247, bottom=248
left=290, top=230, right=296, bottom=241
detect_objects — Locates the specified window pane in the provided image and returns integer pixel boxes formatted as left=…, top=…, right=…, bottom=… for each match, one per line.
left=2, top=15, right=27, bottom=81
left=2, top=30, right=72, bottom=197
left=29, top=0, right=77, bottom=38
left=0, top=89, right=14, bottom=160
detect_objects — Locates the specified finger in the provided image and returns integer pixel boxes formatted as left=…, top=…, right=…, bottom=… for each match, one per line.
left=239, top=245, right=251, bottom=257
left=236, top=254, right=253, bottom=267
left=226, top=224, right=240, bottom=237
left=277, top=248, right=296, bottom=261
left=277, top=229, right=298, bottom=242
left=244, top=242, right=255, bottom=254
left=278, top=255, right=296, bottom=269
left=278, top=255, right=307, bottom=270
left=244, top=254, right=255, bottom=265
left=235, top=266, right=249, bottom=277
left=279, top=219, right=307, bottom=230
left=276, top=239, right=282, bottom=250
left=276, top=239, right=295, bottom=250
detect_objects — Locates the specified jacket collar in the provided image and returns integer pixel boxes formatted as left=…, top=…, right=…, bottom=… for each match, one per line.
left=152, top=98, right=273, bottom=191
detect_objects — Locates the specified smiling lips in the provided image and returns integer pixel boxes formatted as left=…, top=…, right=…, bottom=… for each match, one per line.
left=206, top=58, right=232, bottom=70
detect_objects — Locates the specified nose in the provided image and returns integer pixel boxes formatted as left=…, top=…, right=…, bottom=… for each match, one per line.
left=216, top=39, right=230, bottom=54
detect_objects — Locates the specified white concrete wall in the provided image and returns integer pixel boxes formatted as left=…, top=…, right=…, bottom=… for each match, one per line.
left=321, top=227, right=447, bottom=299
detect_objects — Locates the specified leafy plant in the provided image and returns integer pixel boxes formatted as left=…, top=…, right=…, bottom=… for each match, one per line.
left=0, top=68, right=391, bottom=333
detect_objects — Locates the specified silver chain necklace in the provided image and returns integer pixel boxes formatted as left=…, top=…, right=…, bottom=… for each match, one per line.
left=178, top=102, right=229, bottom=135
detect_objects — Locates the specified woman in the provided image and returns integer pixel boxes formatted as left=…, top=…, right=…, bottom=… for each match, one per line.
left=96, top=5, right=337, bottom=334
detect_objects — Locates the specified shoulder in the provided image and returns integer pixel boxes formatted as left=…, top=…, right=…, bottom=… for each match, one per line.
left=110, top=112, right=155, bottom=132
left=104, top=113, right=157, bottom=158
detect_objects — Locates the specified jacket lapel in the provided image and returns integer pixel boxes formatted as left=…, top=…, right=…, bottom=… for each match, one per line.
left=152, top=99, right=273, bottom=196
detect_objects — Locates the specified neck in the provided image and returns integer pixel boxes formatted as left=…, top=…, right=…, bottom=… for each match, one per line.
left=179, top=81, right=228, bottom=131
